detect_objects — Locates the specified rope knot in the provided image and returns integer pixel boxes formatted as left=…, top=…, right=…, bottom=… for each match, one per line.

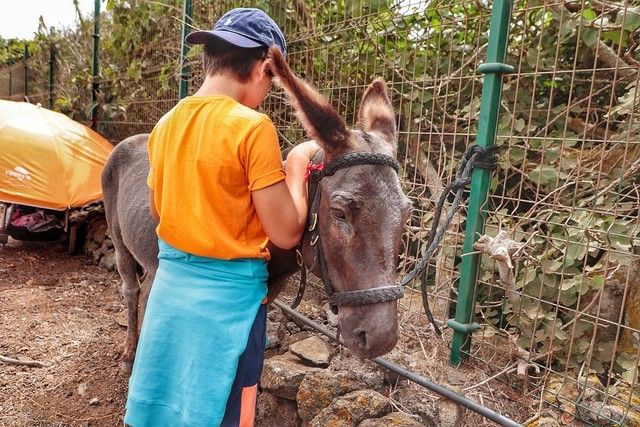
left=305, top=161, right=325, bottom=181
left=466, top=145, right=499, bottom=170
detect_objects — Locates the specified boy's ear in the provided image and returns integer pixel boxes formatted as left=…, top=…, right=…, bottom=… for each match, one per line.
left=263, top=58, right=275, bottom=79
left=253, top=58, right=271, bottom=81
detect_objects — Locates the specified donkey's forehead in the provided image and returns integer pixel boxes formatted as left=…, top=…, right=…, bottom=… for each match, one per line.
left=327, top=163, right=405, bottom=203
left=349, top=129, right=395, bottom=156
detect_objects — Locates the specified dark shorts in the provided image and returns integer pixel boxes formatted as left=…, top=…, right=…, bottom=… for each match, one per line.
left=222, top=303, right=267, bottom=427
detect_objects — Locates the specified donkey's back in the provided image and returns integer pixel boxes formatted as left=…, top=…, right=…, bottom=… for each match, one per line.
left=101, top=133, right=158, bottom=370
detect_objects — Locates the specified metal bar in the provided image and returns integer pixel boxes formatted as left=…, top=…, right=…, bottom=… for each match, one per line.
left=449, top=0, right=514, bottom=367
left=178, top=0, right=193, bottom=100
left=0, top=203, right=8, bottom=246
left=23, top=45, right=28, bottom=99
left=90, top=0, right=100, bottom=128
left=274, top=300, right=522, bottom=427
left=8, top=59, right=12, bottom=98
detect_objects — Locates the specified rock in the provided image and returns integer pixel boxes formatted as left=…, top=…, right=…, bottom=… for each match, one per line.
left=115, top=309, right=128, bottom=327
left=279, top=331, right=314, bottom=353
left=77, top=382, right=88, bottom=396
left=102, top=237, right=114, bottom=249
left=329, top=353, right=385, bottom=390
left=89, top=397, right=100, bottom=406
left=526, top=415, right=561, bottom=427
left=324, top=303, right=339, bottom=327
left=436, top=396, right=463, bottom=427
left=309, top=390, right=390, bottom=427
left=393, top=387, right=439, bottom=426
left=261, top=352, right=321, bottom=400
left=92, top=221, right=108, bottom=245
left=256, top=391, right=299, bottom=427
left=290, top=336, right=333, bottom=367
left=84, top=241, right=99, bottom=256
left=297, top=300, right=325, bottom=322
left=358, top=412, right=424, bottom=426
left=297, top=370, right=368, bottom=422
left=265, top=318, right=282, bottom=350
left=285, top=321, right=302, bottom=334
left=99, top=250, right=116, bottom=271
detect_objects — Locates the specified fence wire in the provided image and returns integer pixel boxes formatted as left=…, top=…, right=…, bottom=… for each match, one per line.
left=0, top=0, right=639, bottom=425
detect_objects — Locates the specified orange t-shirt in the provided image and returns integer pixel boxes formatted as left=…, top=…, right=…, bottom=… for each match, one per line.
left=147, top=95, right=285, bottom=259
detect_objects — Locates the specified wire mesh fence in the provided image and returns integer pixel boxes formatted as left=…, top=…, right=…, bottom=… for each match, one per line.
left=0, top=0, right=638, bottom=424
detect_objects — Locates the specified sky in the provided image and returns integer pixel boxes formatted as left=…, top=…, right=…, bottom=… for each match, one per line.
left=0, top=0, right=99, bottom=40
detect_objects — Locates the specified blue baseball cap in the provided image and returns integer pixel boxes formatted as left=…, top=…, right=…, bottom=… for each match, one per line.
left=185, top=8, right=286, bottom=56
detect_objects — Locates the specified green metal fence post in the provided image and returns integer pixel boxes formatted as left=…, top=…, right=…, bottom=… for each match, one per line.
left=90, top=0, right=101, bottom=128
left=23, top=45, right=29, bottom=99
left=8, top=59, right=12, bottom=99
left=179, top=0, right=193, bottom=100
left=49, top=46, right=55, bottom=109
left=448, top=0, right=515, bottom=367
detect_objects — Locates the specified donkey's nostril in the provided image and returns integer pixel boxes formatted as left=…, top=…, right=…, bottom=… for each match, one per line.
left=356, top=330, right=368, bottom=350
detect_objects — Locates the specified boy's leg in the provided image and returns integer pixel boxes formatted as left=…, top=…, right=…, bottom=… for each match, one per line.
left=221, top=304, right=267, bottom=427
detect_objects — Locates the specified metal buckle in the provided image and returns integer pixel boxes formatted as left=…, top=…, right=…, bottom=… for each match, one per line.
left=308, top=213, right=317, bottom=231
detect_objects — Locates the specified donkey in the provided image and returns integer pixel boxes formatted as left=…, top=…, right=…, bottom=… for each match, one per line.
left=102, top=47, right=412, bottom=371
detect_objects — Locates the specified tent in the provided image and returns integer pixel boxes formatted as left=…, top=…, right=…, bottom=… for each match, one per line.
left=0, top=100, right=113, bottom=210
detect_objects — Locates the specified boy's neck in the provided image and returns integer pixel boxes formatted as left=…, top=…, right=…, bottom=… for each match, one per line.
left=192, top=73, right=249, bottom=105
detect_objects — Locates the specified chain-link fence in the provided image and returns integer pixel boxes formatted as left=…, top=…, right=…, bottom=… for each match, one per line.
left=1, top=1, right=639, bottom=424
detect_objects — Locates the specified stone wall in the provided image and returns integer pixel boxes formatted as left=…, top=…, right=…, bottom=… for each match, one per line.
left=82, top=216, right=116, bottom=272
left=256, top=301, right=461, bottom=427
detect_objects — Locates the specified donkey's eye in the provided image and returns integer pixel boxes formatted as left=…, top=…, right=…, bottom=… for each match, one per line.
left=331, top=208, right=347, bottom=221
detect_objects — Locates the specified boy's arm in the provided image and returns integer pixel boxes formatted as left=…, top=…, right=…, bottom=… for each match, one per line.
left=252, top=141, right=320, bottom=249
left=149, top=189, right=159, bottom=221
left=284, top=141, right=321, bottom=227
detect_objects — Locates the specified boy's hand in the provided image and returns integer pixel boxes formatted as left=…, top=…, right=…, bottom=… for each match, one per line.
left=284, top=141, right=321, bottom=234
left=285, top=141, right=321, bottom=180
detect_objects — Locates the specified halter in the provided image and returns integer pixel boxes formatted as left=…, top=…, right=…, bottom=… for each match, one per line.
left=293, top=149, right=404, bottom=313
left=289, top=142, right=498, bottom=335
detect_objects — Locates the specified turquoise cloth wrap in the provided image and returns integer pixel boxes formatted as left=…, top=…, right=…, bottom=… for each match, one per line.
left=124, top=240, right=268, bottom=427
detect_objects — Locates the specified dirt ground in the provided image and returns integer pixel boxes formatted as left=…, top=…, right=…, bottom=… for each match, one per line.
left=0, top=236, right=544, bottom=427
left=0, top=238, right=127, bottom=427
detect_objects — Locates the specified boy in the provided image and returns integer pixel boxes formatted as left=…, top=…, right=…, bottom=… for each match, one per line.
left=124, top=8, right=318, bottom=427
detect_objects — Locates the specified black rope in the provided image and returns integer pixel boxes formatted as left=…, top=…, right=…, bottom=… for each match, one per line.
left=400, top=144, right=498, bottom=336
left=329, top=285, right=405, bottom=306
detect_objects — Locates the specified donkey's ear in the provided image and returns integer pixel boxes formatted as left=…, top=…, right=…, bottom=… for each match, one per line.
left=357, top=78, right=397, bottom=145
left=269, top=47, right=350, bottom=153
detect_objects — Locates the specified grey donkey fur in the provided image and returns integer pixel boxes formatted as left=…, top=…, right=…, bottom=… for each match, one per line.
left=101, top=134, right=298, bottom=371
left=101, top=134, right=158, bottom=371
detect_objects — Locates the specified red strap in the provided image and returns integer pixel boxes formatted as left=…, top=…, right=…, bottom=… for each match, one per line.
left=304, top=161, right=324, bottom=181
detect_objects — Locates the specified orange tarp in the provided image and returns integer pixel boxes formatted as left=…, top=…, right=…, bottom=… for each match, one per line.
left=0, top=101, right=113, bottom=210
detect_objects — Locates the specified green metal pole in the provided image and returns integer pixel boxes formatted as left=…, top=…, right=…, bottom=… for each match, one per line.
left=90, top=0, right=100, bottom=128
left=8, top=59, right=12, bottom=99
left=179, top=0, right=193, bottom=99
left=448, top=0, right=514, bottom=367
left=49, top=46, right=55, bottom=109
left=23, top=45, right=28, bottom=99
